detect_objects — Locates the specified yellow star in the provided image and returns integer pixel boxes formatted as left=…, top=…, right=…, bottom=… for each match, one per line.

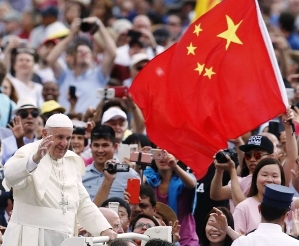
left=193, top=24, right=203, bottom=36
left=204, top=67, right=216, bottom=79
left=187, top=42, right=197, bottom=55
left=194, top=63, right=205, bottom=75
left=217, top=15, right=243, bottom=50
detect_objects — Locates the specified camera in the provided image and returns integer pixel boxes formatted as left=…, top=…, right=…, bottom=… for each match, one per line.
left=80, top=19, right=99, bottom=34
left=215, top=148, right=237, bottom=163
left=105, top=162, right=130, bottom=174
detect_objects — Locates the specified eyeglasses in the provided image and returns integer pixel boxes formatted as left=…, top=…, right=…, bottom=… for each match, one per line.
left=135, top=222, right=155, bottom=229
left=112, top=224, right=123, bottom=230
left=18, top=109, right=39, bottom=119
left=138, top=203, right=152, bottom=209
left=244, top=152, right=268, bottom=161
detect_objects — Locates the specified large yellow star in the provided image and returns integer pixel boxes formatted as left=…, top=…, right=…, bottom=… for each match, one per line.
left=217, top=15, right=243, bottom=50
left=187, top=43, right=197, bottom=55
left=194, top=63, right=205, bottom=75
left=193, top=24, right=203, bottom=36
left=204, top=67, right=216, bottom=79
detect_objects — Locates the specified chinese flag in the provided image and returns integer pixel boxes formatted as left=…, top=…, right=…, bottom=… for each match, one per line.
left=129, top=0, right=288, bottom=179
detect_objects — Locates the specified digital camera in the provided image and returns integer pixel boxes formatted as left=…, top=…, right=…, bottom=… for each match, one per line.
left=106, top=162, right=130, bottom=174
left=215, top=148, right=237, bottom=163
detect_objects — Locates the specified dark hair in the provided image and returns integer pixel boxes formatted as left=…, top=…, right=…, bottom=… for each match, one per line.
left=91, top=124, right=116, bottom=144
left=279, top=12, right=295, bottom=32
left=123, top=133, right=151, bottom=147
left=247, top=158, right=285, bottom=197
left=140, top=184, right=157, bottom=207
left=145, top=239, right=174, bottom=246
left=0, top=61, right=7, bottom=85
left=109, top=238, right=137, bottom=246
left=260, top=203, right=289, bottom=221
left=200, top=207, right=234, bottom=246
left=130, top=213, right=159, bottom=231
left=101, top=197, right=131, bottom=218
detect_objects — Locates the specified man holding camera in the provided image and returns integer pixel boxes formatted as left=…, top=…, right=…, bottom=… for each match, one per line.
left=46, top=17, right=117, bottom=114
left=82, top=124, right=140, bottom=206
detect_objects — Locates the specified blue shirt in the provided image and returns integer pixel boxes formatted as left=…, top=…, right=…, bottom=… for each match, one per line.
left=82, top=163, right=140, bottom=201
left=57, top=67, right=109, bottom=114
left=0, top=94, right=16, bottom=128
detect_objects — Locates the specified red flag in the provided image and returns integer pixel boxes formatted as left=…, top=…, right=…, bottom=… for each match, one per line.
left=129, top=0, right=288, bottom=179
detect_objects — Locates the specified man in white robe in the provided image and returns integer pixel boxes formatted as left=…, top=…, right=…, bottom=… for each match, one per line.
left=2, top=114, right=117, bottom=246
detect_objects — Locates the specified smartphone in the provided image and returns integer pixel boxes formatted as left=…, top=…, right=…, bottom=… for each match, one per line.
left=286, top=88, right=295, bottom=100
left=96, top=88, right=115, bottom=99
left=152, top=149, right=164, bottom=160
left=129, top=144, right=138, bottom=153
left=117, top=144, right=131, bottom=163
left=69, top=86, right=76, bottom=99
left=127, top=178, right=140, bottom=204
left=109, top=86, right=128, bottom=98
left=108, top=202, right=119, bottom=213
left=130, top=152, right=152, bottom=163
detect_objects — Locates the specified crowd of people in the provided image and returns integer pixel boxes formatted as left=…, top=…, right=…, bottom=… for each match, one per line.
left=1, top=0, right=299, bottom=245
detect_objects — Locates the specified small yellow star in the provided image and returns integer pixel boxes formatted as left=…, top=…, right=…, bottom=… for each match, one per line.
left=194, top=63, right=205, bottom=75
left=193, top=24, right=203, bottom=36
left=204, top=67, right=216, bottom=79
left=217, top=15, right=243, bottom=50
left=187, top=42, right=197, bottom=55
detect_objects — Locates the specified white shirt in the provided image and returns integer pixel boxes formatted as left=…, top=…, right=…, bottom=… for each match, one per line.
left=232, top=223, right=299, bottom=246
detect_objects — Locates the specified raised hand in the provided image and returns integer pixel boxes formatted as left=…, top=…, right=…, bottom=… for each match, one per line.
left=33, top=135, right=54, bottom=163
left=7, top=116, right=25, bottom=140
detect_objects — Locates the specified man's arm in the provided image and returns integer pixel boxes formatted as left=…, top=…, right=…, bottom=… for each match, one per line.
left=94, top=18, right=117, bottom=77
left=93, top=175, right=115, bottom=207
left=46, top=18, right=80, bottom=79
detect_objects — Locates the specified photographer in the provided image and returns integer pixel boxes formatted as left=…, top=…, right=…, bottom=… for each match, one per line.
left=82, top=124, right=140, bottom=206
left=46, top=17, right=117, bottom=114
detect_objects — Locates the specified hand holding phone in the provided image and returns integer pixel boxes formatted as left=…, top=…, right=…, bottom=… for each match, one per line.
left=127, top=178, right=140, bottom=204
left=130, top=152, right=152, bottom=164
left=69, top=86, right=77, bottom=99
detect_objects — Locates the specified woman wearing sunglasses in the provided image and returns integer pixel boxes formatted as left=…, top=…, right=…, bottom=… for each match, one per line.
left=210, top=109, right=296, bottom=213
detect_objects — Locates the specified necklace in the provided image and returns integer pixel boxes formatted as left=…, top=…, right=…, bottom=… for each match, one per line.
left=51, top=157, right=68, bottom=214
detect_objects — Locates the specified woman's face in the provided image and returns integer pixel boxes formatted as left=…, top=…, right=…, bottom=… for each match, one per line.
left=205, top=215, right=226, bottom=244
left=256, top=164, right=281, bottom=196
left=1, top=78, right=12, bottom=97
left=71, top=134, right=85, bottom=155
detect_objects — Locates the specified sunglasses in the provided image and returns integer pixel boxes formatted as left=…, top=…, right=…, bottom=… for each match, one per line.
left=244, top=152, right=268, bottom=161
left=135, top=222, right=154, bottom=229
left=138, top=203, right=152, bottom=209
left=18, top=109, right=39, bottom=119
left=135, top=65, right=144, bottom=71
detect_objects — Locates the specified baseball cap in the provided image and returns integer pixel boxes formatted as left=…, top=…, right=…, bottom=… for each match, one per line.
left=13, top=97, right=39, bottom=114
left=41, top=100, right=65, bottom=114
left=262, top=184, right=294, bottom=209
left=2, top=9, right=21, bottom=22
left=130, top=53, right=149, bottom=68
left=239, top=135, right=274, bottom=153
left=101, top=107, right=127, bottom=124
left=40, top=5, right=59, bottom=17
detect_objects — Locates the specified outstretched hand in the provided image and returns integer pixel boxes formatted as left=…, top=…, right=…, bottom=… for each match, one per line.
left=33, top=135, right=54, bottom=163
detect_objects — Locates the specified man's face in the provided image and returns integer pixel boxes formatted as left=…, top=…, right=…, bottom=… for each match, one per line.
left=108, top=212, right=124, bottom=234
left=104, top=118, right=127, bottom=143
left=17, top=108, right=39, bottom=134
left=75, top=45, right=92, bottom=66
left=14, top=53, right=34, bottom=75
left=43, top=127, right=72, bottom=159
left=90, top=138, right=116, bottom=165
left=118, top=206, right=130, bottom=233
left=131, top=196, right=156, bottom=219
left=42, top=82, right=59, bottom=101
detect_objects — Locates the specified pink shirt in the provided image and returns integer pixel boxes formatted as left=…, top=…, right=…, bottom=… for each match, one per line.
left=228, top=174, right=252, bottom=212
left=233, top=197, right=260, bottom=235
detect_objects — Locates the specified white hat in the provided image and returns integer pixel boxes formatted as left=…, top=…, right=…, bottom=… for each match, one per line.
left=130, top=53, right=149, bottom=68
left=14, top=97, right=39, bottom=114
left=112, top=19, right=132, bottom=34
left=45, top=114, right=73, bottom=128
left=101, top=107, right=127, bottom=124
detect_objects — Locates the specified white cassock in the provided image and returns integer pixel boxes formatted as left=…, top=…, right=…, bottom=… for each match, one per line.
left=2, top=140, right=112, bottom=246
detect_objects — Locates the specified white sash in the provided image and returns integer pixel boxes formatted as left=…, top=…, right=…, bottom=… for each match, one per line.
left=11, top=202, right=76, bottom=235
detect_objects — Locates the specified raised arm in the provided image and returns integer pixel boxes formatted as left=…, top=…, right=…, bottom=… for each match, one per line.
left=46, top=18, right=81, bottom=79
left=282, top=108, right=298, bottom=186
